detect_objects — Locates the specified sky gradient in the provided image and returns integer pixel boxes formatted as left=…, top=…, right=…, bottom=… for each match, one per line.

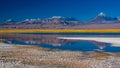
left=0, top=0, right=120, bottom=22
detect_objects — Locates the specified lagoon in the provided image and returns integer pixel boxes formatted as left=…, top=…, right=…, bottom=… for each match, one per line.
left=0, top=33, right=120, bottom=52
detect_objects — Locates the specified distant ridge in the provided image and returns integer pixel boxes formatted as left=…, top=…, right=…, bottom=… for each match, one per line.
left=1, top=12, right=120, bottom=29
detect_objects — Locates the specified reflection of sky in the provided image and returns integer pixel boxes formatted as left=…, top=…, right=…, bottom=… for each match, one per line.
left=104, top=45, right=120, bottom=52
left=1, top=33, right=120, bottom=52
left=2, top=38, right=120, bottom=52
left=58, top=37, right=120, bottom=47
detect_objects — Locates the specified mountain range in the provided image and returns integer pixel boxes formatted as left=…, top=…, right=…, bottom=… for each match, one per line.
left=1, top=12, right=120, bottom=29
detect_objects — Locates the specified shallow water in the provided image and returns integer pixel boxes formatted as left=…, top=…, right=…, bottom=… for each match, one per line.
left=0, top=33, right=120, bottom=52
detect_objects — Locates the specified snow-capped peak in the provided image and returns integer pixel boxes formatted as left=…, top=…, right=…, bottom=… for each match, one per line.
left=24, top=19, right=30, bottom=21
left=98, top=12, right=106, bottom=16
left=6, top=19, right=13, bottom=22
left=51, top=16, right=64, bottom=19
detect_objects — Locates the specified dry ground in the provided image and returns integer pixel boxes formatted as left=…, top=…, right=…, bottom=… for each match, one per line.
left=0, top=43, right=120, bottom=68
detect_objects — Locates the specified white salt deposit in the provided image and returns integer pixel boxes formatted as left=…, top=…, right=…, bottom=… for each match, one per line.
left=57, top=37, right=120, bottom=47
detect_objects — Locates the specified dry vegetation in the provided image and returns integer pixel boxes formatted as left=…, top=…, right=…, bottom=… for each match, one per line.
left=1, top=29, right=120, bottom=33
left=0, top=39, right=3, bottom=42
left=0, top=43, right=120, bottom=68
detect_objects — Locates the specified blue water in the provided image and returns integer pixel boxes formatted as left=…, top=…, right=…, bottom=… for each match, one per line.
left=1, top=33, right=120, bottom=52
left=40, top=41, right=99, bottom=51
left=21, top=32, right=120, bottom=36
left=3, top=39, right=120, bottom=52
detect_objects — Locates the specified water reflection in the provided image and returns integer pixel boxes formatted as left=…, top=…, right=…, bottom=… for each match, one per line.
left=0, top=33, right=120, bottom=52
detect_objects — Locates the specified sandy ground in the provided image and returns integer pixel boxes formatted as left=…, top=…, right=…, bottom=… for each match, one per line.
left=0, top=43, right=120, bottom=68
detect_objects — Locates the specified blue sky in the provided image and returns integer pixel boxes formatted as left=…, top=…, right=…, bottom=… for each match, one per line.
left=0, top=0, right=120, bottom=22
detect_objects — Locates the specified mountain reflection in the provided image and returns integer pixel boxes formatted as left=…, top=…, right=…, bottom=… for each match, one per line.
left=0, top=33, right=120, bottom=52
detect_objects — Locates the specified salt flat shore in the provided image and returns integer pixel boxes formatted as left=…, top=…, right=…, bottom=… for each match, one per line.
left=58, top=37, right=120, bottom=47
left=0, top=43, right=120, bottom=68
